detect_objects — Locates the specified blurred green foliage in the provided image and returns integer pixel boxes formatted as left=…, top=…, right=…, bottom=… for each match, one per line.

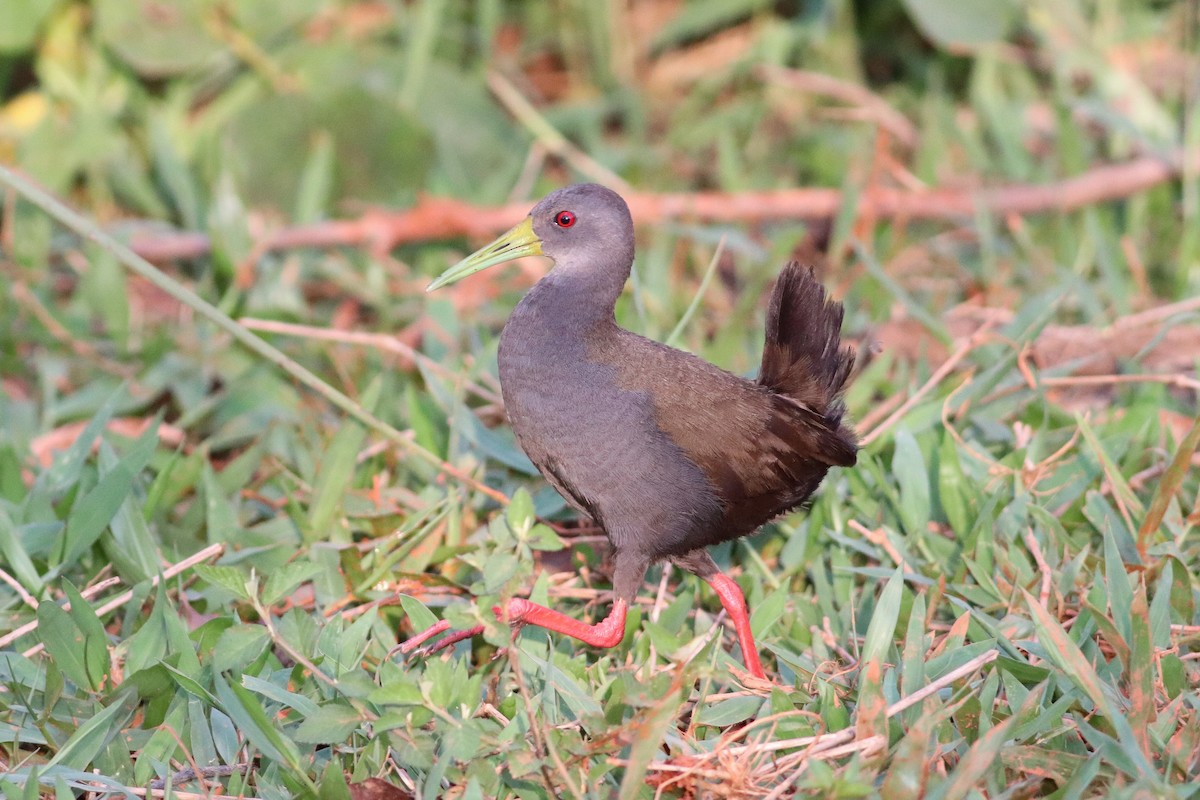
left=0, top=0, right=1198, bottom=798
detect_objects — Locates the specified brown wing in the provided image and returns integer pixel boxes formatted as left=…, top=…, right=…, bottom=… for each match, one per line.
left=590, top=330, right=854, bottom=536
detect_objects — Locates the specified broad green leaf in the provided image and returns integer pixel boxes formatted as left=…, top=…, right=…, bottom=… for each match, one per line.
left=862, top=568, right=904, bottom=668
left=98, top=425, right=163, bottom=582
left=193, top=564, right=253, bottom=601
left=318, top=760, right=352, bottom=800
left=901, top=0, right=1017, bottom=49
left=505, top=487, right=536, bottom=536
left=694, top=695, right=763, bottom=727
left=1102, top=524, right=1134, bottom=647
left=893, top=429, right=931, bottom=538
left=525, top=523, right=565, bottom=552
left=261, top=562, right=323, bottom=607
left=858, top=568, right=904, bottom=738
left=37, top=387, right=122, bottom=496
left=1023, top=590, right=1152, bottom=773
left=93, top=0, right=222, bottom=76
left=61, top=581, right=110, bottom=691
left=57, top=424, right=157, bottom=566
left=293, top=703, right=363, bottom=744
left=398, top=595, right=438, bottom=638
left=241, top=674, right=321, bottom=716
left=36, top=601, right=93, bottom=690
left=211, top=624, right=271, bottom=672
left=0, top=504, right=42, bottom=595
left=308, top=378, right=381, bottom=539
left=618, top=683, right=686, bottom=800
left=294, top=130, right=335, bottom=224
left=46, top=692, right=136, bottom=770
left=405, top=382, right=448, bottom=460
left=937, top=431, right=971, bottom=534
left=202, top=463, right=241, bottom=543
left=161, top=663, right=218, bottom=706
left=212, top=671, right=309, bottom=782
left=749, top=585, right=786, bottom=639
left=0, top=0, right=56, bottom=51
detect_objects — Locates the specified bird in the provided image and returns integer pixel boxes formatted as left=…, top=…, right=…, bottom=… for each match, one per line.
left=402, top=183, right=857, bottom=679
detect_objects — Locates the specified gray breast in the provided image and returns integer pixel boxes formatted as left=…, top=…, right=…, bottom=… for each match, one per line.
left=498, top=300, right=722, bottom=556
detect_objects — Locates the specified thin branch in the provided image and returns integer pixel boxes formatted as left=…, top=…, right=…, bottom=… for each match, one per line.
left=0, top=165, right=508, bottom=507
left=0, top=576, right=119, bottom=650
left=239, top=317, right=503, bottom=404
left=487, top=72, right=632, bottom=193
left=16, top=543, right=226, bottom=657
left=117, top=146, right=1199, bottom=263
left=757, top=65, right=918, bottom=147
left=860, top=320, right=998, bottom=447
left=0, top=566, right=38, bottom=609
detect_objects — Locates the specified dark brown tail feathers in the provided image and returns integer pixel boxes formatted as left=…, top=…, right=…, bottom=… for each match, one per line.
left=757, top=264, right=856, bottom=427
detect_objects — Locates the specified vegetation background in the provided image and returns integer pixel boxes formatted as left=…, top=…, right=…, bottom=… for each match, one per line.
left=0, top=0, right=1197, bottom=797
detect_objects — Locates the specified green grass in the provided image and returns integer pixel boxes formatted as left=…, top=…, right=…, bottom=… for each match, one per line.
left=1, top=1, right=1198, bottom=798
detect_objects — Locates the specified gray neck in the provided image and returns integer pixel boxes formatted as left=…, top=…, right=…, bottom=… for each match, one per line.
left=524, top=251, right=630, bottom=326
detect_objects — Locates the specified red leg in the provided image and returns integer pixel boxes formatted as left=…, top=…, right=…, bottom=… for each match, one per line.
left=705, top=573, right=766, bottom=679
left=496, top=597, right=628, bottom=648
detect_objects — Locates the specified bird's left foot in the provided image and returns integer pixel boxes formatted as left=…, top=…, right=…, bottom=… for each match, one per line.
left=397, top=601, right=534, bottom=658
left=493, top=596, right=627, bottom=647
left=399, top=597, right=628, bottom=658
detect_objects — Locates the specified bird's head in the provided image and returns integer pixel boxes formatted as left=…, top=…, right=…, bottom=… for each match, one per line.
left=427, top=183, right=633, bottom=291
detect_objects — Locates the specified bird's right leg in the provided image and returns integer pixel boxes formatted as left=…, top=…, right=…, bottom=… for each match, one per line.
left=674, top=549, right=767, bottom=679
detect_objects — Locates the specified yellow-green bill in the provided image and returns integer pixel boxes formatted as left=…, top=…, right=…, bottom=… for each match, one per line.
left=427, top=217, right=543, bottom=292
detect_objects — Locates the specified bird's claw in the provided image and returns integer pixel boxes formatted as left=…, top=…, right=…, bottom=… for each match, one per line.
left=399, top=600, right=529, bottom=659
left=398, top=621, right=484, bottom=659
left=491, top=598, right=533, bottom=626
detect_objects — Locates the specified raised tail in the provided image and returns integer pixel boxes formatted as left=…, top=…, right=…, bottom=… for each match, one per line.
left=758, top=264, right=857, bottom=455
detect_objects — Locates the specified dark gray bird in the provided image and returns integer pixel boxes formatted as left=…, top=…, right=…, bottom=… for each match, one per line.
left=404, top=183, right=856, bottom=678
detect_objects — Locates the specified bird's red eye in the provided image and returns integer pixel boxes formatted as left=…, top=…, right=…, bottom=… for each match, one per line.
left=554, top=210, right=576, bottom=228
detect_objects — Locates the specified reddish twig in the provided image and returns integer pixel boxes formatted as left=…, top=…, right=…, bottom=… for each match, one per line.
left=123, top=147, right=1197, bottom=263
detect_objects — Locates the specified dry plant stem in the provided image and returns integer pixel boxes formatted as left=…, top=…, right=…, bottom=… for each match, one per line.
left=239, top=317, right=502, bottom=404
left=0, top=566, right=38, bottom=608
left=11, top=543, right=225, bottom=655
left=10, top=282, right=134, bottom=376
left=757, top=65, right=918, bottom=147
left=0, top=165, right=508, bottom=507
left=700, top=647, right=998, bottom=762
left=86, top=787, right=255, bottom=800
left=861, top=321, right=998, bottom=447
left=762, top=736, right=888, bottom=800
left=1022, top=528, right=1054, bottom=609
left=487, top=72, right=632, bottom=194
left=120, top=146, right=1200, bottom=263
left=1137, top=412, right=1200, bottom=557
left=634, top=649, right=999, bottom=781
left=148, top=764, right=246, bottom=792
left=848, top=519, right=905, bottom=566
left=1041, top=373, right=1200, bottom=392
left=0, top=572, right=117, bottom=648
left=159, top=725, right=207, bottom=800
left=853, top=391, right=905, bottom=438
